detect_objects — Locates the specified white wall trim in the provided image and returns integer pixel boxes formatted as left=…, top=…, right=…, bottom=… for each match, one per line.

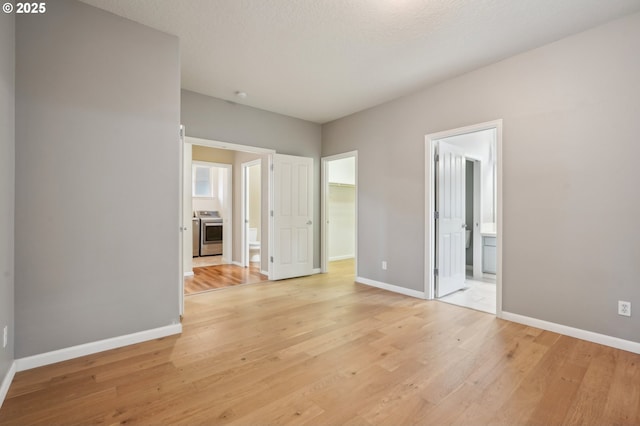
left=501, top=311, right=640, bottom=355
left=0, top=361, right=16, bottom=409
left=232, top=261, right=244, bottom=267
left=312, top=268, right=321, bottom=275
left=260, top=270, right=269, bottom=276
left=15, top=324, right=182, bottom=372
left=185, top=136, right=276, bottom=155
left=329, top=254, right=355, bottom=262
left=356, top=276, right=426, bottom=299
left=183, top=271, right=194, bottom=277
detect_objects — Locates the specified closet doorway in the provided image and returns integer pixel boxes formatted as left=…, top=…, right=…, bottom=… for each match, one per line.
left=321, top=151, right=358, bottom=275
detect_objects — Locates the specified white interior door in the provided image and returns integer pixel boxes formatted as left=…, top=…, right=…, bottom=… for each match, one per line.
left=436, top=141, right=466, bottom=297
left=271, top=153, right=313, bottom=280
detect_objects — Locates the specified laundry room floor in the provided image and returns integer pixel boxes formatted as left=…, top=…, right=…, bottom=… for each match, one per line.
left=184, top=262, right=267, bottom=295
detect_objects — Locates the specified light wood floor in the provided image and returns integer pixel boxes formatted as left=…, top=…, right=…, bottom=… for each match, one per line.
left=184, top=263, right=268, bottom=295
left=1, top=261, right=639, bottom=425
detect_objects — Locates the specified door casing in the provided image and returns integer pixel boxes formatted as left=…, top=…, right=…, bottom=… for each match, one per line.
left=424, top=119, right=503, bottom=318
left=181, top=136, right=275, bottom=284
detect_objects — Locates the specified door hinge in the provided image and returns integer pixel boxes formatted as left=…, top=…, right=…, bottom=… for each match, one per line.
left=434, top=268, right=439, bottom=277
left=270, top=210, right=274, bottom=217
left=270, top=164, right=274, bottom=171
left=270, top=256, right=274, bottom=263
left=435, top=154, right=439, bottom=162
left=179, top=125, right=185, bottom=139
left=434, top=211, right=439, bottom=219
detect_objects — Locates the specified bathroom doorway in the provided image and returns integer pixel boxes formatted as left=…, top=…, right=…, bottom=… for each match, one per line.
left=425, top=120, right=502, bottom=316
left=321, top=151, right=358, bottom=275
left=241, top=159, right=262, bottom=270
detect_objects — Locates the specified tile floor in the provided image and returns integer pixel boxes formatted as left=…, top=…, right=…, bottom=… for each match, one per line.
left=438, top=273, right=496, bottom=314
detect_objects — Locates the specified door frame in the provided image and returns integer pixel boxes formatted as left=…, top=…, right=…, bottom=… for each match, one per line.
left=241, top=159, right=262, bottom=268
left=178, top=126, right=185, bottom=317
left=424, top=120, right=503, bottom=318
left=182, top=136, right=275, bottom=283
left=321, top=151, right=358, bottom=274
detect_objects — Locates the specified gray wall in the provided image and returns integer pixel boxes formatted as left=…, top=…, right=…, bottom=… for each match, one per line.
left=181, top=90, right=322, bottom=269
left=323, top=12, right=640, bottom=342
left=15, top=0, right=181, bottom=357
left=0, top=12, right=15, bottom=380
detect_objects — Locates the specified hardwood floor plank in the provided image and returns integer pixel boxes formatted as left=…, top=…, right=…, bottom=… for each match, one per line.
left=1, top=260, right=638, bottom=425
left=184, top=263, right=268, bottom=295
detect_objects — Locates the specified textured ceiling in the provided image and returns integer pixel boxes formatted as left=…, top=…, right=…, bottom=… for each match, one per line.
left=79, top=0, right=640, bottom=123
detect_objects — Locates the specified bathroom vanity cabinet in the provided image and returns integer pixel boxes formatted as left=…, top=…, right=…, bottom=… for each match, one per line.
left=482, top=236, right=497, bottom=274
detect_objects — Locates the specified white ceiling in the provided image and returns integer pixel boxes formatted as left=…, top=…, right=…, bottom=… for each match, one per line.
left=80, top=0, right=640, bottom=123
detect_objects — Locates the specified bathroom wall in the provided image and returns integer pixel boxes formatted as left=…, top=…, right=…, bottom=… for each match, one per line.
left=441, top=128, right=496, bottom=225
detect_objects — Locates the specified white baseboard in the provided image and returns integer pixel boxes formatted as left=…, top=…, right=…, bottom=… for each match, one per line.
left=0, top=361, right=16, bottom=409
left=329, top=255, right=355, bottom=262
left=501, top=311, right=640, bottom=355
left=183, top=271, right=194, bottom=277
left=15, top=323, right=182, bottom=372
left=312, top=268, right=321, bottom=275
left=356, top=276, right=426, bottom=299
left=261, top=270, right=269, bottom=276
left=232, top=261, right=244, bottom=267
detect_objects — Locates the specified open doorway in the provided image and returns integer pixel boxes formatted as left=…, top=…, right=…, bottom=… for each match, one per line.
left=241, top=159, right=262, bottom=271
left=321, top=151, right=357, bottom=276
left=182, top=137, right=273, bottom=296
left=190, top=151, right=233, bottom=269
left=425, top=121, right=502, bottom=316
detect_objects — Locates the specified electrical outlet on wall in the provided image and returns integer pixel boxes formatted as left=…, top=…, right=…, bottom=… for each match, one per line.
left=2, top=325, right=7, bottom=348
left=618, top=301, right=631, bottom=317
left=381, top=261, right=387, bottom=270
